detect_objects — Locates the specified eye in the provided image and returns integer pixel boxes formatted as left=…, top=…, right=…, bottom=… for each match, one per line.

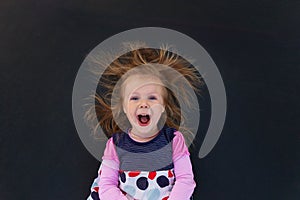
left=130, top=96, right=139, bottom=101
left=148, top=95, right=157, bottom=100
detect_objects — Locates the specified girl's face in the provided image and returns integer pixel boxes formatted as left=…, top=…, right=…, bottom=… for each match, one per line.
left=122, top=75, right=165, bottom=139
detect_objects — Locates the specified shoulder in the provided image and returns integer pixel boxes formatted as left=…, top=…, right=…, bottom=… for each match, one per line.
left=102, top=136, right=119, bottom=161
left=172, top=131, right=186, bottom=147
left=172, top=130, right=190, bottom=161
left=112, top=131, right=126, bottom=146
left=161, top=126, right=176, bottom=142
left=173, top=130, right=185, bottom=140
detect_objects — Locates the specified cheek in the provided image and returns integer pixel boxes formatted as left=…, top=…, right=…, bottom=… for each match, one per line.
left=124, top=102, right=136, bottom=114
left=151, top=103, right=165, bottom=113
left=130, top=104, right=138, bottom=113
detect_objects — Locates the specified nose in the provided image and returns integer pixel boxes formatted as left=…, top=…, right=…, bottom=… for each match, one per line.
left=139, top=100, right=149, bottom=109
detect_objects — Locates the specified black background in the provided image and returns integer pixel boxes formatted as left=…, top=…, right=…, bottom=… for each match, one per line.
left=1, top=0, right=300, bottom=199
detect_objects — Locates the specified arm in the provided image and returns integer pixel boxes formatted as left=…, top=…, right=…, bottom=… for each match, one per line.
left=169, top=131, right=196, bottom=200
left=98, top=161, right=127, bottom=200
left=88, top=138, right=127, bottom=200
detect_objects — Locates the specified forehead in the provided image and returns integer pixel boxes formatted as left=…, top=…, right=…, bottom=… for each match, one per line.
left=123, top=75, right=165, bottom=95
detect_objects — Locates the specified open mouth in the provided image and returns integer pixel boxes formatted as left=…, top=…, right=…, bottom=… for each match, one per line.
left=137, top=114, right=151, bottom=126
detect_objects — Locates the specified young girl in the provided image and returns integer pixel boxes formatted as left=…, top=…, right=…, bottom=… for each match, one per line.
left=85, top=44, right=202, bottom=200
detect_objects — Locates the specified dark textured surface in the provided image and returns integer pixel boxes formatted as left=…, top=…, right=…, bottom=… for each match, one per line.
left=0, top=0, right=299, bottom=199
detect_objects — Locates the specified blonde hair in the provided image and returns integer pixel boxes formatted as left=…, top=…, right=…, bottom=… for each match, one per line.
left=85, top=43, right=203, bottom=140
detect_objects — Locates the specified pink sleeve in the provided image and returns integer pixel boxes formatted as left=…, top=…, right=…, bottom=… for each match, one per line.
left=101, top=137, right=119, bottom=164
left=97, top=138, right=128, bottom=200
left=172, top=131, right=190, bottom=161
left=169, top=131, right=196, bottom=200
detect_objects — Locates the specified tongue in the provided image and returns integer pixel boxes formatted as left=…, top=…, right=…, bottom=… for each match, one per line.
left=140, top=116, right=149, bottom=123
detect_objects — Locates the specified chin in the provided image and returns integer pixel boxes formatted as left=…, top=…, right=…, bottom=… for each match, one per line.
left=132, top=124, right=158, bottom=135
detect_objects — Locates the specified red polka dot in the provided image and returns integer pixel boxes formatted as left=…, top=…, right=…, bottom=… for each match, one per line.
left=162, top=196, right=169, bottom=200
left=168, top=170, right=173, bottom=178
left=93, top=187, right=99, bottom=192
left=99, top=170, right=102, bottom=175
left=148, top=171, right=156, bottom=180
left=128, top=171, right=141, bottom=177
left=121, top=189, right=127, bottom=195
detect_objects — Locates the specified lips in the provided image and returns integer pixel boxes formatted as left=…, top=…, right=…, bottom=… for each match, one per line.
left=137, top=114, right=150, bottom=126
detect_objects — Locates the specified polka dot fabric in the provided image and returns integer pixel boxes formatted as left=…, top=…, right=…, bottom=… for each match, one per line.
left=86, top=127, right=195, bottom=200
left=119, top=170, right=175, bottom=200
